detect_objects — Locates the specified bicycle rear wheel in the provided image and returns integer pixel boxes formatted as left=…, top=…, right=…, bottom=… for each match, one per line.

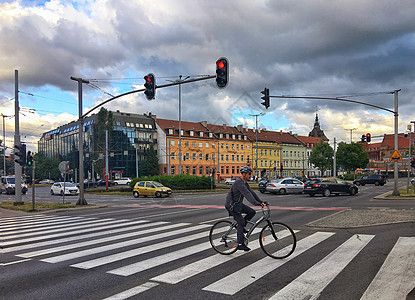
left=209, top=220, right=238, bottom=255
left=259, top=222, right=296, bottom=259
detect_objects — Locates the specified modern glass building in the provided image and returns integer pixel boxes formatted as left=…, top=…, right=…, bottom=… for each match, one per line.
left=38, top=111, right=157, bottom=180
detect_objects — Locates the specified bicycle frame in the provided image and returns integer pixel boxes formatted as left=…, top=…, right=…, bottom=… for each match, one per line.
left=231, top=205, right=275, bottom=240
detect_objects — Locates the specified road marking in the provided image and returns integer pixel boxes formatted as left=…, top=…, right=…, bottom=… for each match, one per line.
left=1, top=218, right=117, bottom=240
left=0, top=259, right=31, bottom=266
left=268, top=234, right=374, bottom=300
left=1, top=220, right=147, bottom=253
left=0, top=216, right=91, bottom=236
left=360, top=237, right=415, bottom=300
left=152, top=228, right=296, bottom=284
left=202, top=232, right=333, bottom=295
left=0, top=215, right=81, bottom=229
left=42, top=223, right=207, bottom=264
left=16, top=221, right=167, bottom=258
left=70, top=224, right=210, bottom=269
left=107, top=227, right=257, bottom=277
left=2, top=219, right=132, bottom=246
left=102, top=282, right=159, bottom=300
left=120, top=204, right=349, bottom=211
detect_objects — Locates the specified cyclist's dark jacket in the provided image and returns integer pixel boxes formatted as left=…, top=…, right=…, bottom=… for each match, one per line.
left=225, top=177, right=262, bottom=210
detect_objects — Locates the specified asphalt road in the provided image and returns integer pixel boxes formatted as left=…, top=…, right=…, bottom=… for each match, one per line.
left=1, top=180, right=414, bottom=299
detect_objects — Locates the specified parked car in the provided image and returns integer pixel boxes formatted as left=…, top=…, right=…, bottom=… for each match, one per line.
left=225, top=178, right=236, bottom=185
left=304, top=177, right=358, bottom=197
left=353, top=174, right=386, bottom=186
left=39, top=179, right=55, bottom=184
left=97, top=179, right=112, bottom=186
left=50, top=182, right=79, bottom=196
left=112, top=177, right=132, bottom=185
left=258, top=179, right=270, bottom=193
left=411, top=178, right=415, bottom=186
left=266, top=178, right=305, bottom=195
left=0, top=175, right=28, bottom=194
left=133, top=181, right=172, bottom=198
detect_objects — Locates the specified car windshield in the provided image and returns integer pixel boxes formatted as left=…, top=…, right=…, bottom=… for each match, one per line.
left=270, top=179, right=283, bottom=184
left=62, top=182, right=75, bottom=187
left=153, top=181, right=164, bottom=187
left=6, top=178, right=15, bottom=184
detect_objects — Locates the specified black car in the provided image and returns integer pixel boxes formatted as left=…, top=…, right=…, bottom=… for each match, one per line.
left=304, top=177, right=358, bottom=197
left=353, top=174, right=386, bottom=186
left=258, top=179, right=269, bottom=193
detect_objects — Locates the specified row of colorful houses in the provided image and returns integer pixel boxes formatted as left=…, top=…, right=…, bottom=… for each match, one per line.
left=38, top=111, right=325, bottom=180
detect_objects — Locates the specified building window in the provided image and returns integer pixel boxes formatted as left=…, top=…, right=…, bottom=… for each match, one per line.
left=206, top=166, right=210, bottom=174
left=232, top=144, right=235, bottom=150
left=192, top=142, right=196, bottom=147
left=192, top=166, right=196, bottom=175
left=199, top=166, right=203, bottom=174
left=232, top=166, right=235, bottom=174
left=199, top=142, right=203, bottom=148
left=171, top=140, right=175, bottom=146
left=199, top=153, right=203, bottom=160
left=185, top=153, right=190, bottom=160
left=206, top=142, right=209, bottom=148
left=169, top=129, right=173, bottom=134
left=171, top=166, right=175, bottom=175
left=212, top=143, right=215, bottom=148
left=190, top=130, right=194, bottom=136
left=226, top=155, right=229, bottom=161
left=200, top=132, right=204, bottom=137
left=209, top=132, right=213, bottom=138
left=186, top=166, right=189, bottom=174
left=192, top=153, right=196, bottom=160
left=226, top=144, right=229, bottom=149
left=185, top=141, right=189, bottom=147
left=221, top=154, right=224, bottom=161
left=206, top=153, right=209, bottom=160
left=226, top=166, right=229, bottom=174
left=171, top=152, right=176, bottom=160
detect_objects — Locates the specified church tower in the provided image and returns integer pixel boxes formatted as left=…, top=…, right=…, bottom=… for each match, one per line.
left=308, top=110, right=329, bottom=141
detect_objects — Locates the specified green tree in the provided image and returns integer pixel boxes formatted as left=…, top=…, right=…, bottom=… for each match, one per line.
left=336, top=142, right=369, bottom=172
left=33, top=151, right=61, bottom=180
left=139, top=144, right=159, bottom=177
left=309, top=141, right=334, bottom=175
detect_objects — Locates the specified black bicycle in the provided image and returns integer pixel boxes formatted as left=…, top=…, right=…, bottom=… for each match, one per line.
left=209, top=205, right=296, bottom=259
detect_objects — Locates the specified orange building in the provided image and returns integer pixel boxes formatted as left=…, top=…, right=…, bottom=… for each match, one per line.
left=156, top=119, right=252, bottom=181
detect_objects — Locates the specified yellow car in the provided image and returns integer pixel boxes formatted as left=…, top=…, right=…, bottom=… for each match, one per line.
left=133, top=181, right=172, bottom=198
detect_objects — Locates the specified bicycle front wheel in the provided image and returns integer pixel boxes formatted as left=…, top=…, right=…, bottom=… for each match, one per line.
left=209, top=220, right=238, bottom=255
left=259, top=222, right=296, bottom=259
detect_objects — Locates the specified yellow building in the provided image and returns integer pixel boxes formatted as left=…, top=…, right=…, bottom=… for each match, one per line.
left=243, top=128, right=282, bottom=178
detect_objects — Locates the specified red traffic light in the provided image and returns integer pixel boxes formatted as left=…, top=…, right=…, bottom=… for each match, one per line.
left=145, top=76, right=152, bottom=83
left=216, top=60, right=225, bottom=69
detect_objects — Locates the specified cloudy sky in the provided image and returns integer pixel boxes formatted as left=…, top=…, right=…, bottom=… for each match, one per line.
left=1, top=0, right=415, bottom=153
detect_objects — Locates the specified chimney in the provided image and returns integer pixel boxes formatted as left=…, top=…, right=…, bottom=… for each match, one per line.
left=201, top=121, right=208, bottom=127
left=223, top=124, right=227, bottom=128
left=237, top=125, right=243, bottom=132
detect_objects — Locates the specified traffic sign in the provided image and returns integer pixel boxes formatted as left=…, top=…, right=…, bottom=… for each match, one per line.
left=389, top=150, right=402, bottom=161
left=59, top=161, right=69, bottom=172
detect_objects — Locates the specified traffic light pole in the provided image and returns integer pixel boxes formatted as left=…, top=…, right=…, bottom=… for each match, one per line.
left=70, top=76, right=89, bottom=206
left=269, top=90, right=401, bottom=195
left=14, top=70, right=23, bottom=205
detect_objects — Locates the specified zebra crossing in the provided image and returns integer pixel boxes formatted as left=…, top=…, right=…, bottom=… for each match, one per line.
left=1, top=213, right=415, bottom=300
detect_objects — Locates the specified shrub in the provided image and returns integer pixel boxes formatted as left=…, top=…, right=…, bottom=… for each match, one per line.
left=130, top=174, right=211, bottom=190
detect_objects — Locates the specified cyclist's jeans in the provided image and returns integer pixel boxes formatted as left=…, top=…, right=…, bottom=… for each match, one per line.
left=229, top=204, right=256, bottom=245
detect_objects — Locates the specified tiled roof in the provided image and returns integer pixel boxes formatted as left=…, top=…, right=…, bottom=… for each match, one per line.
left=380, top=133, right=410, bottom=149
left=296, top=136, right=323, bottom=145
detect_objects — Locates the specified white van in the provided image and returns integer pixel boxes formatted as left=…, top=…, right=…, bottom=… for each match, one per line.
left=0, top=176, right=28, bottom=194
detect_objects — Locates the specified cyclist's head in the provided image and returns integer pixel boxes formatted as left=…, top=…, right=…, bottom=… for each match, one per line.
left=240, top=166, right=253, bottom=175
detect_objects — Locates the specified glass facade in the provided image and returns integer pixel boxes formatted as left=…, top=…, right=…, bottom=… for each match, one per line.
left=38, top=112, right=157, bottom=180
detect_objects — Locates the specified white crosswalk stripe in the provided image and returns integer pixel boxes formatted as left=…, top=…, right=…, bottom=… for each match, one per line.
left=360, top=237, right=415, bottom=300
left=268, top=234, right=375, bottom=300
left=1, top=214, right=414, bottom=300
left=202, top=231, right=334, bottom=295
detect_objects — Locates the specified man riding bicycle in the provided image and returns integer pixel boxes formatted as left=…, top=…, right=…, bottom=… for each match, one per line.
left=225, top=166, right=266, bottom=251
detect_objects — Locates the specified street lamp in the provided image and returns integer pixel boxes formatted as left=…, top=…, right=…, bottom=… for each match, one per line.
left=167, top=75, right=190, bottom=174
left=249, top=112, right=265, bottom=180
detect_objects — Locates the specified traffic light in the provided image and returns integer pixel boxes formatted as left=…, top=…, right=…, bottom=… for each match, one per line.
left=144, top=73, right=156, bottom=100
left=14, top=144, right=26, bottom=166
left=361, top=135, right=366, bottom=143
left=280, top=162, right=283, bottom=172
left=366, top=133, right=371, bottom=143
left=261, top=87, right=270, bottom=109
left=411, top=158, right=415, bottom=168
left=27, top=151, right=33, bottom=167
left=215, top=57, right=229, bottom=88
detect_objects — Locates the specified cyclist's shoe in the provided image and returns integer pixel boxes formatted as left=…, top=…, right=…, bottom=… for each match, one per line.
left=237, top=244, right=251, bottom=251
